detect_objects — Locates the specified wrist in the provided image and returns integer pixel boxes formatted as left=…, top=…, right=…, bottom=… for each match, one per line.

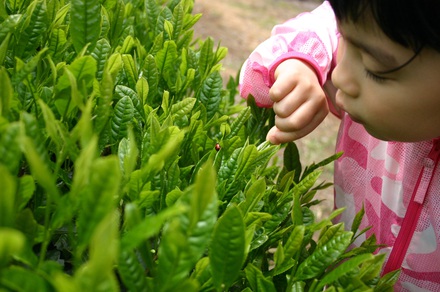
left=274, top=58, right=319, bottom=81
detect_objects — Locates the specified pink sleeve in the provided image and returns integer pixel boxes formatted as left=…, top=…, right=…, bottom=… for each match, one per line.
left=239, top=1, right=340, bottom=108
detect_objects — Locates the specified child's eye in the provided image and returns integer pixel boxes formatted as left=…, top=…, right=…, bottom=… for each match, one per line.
left=364, top=69, right=387, bottom=83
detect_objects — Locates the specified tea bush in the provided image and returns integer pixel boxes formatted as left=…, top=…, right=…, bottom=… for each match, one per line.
left=0, top=0, right=399, bottom=291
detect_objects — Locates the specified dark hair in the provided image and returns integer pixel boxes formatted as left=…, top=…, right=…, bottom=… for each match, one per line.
left=328, top=0, right=440, bottom=52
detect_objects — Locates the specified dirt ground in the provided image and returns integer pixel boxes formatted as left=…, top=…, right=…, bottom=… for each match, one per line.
left=193, top=0, right=339, bottom=220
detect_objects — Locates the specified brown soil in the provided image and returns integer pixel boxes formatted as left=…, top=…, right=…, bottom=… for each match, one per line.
left=193, top=0, right=339, bottom=221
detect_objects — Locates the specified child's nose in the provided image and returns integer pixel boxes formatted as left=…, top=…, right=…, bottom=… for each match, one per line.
left=331, top=40, right=360, bottom=98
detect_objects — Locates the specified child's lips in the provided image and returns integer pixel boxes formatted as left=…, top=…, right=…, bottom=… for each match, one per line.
left=335, top=90, right=347, bottom=112
left=335, top=91, right=364, bottom=124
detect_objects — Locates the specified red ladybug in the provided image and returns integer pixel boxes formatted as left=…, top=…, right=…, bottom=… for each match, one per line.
left=215, top=143, right=221, bottom=151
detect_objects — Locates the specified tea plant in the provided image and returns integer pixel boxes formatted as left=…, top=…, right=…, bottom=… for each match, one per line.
left=0, top=0, right=399, bottom=291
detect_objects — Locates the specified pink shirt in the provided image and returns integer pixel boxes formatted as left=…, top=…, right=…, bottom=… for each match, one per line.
left=239, top=2, right=440, bottom=290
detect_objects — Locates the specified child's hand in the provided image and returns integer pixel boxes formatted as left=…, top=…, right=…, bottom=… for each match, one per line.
left=267, top=59, right=329, bottom=144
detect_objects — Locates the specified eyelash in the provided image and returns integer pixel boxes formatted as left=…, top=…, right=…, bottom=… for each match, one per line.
left=364, top=69, right=387, bottom=83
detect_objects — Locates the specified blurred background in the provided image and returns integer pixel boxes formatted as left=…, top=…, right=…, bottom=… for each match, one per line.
left=193, top=0, right=338, bottom=220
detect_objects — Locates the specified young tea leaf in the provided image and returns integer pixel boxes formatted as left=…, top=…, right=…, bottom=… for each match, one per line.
left=244, top=263, right=276, bottom=292
left=15, top=0, right=47, bottom=58
left=315, top=253, right=374, bottom=291
left=70, top=0, right=101, bottom=53
left=209, top=205, right=245, bottom=291
left=0, top=67, right=12, bottom=117
left=197, top=70, right=222, bottom=119
left=111, top=96, right=135, bottom=143
left=295, top=232, right=353, bottom=281
left=0, top=165, right=16, bottom=227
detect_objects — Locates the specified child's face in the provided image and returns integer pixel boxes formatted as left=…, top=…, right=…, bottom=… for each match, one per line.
left=331, top=19, right=440, bottom=142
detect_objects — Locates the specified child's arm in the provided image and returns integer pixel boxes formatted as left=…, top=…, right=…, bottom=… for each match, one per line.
left=239, top=1, right=339, bottom=143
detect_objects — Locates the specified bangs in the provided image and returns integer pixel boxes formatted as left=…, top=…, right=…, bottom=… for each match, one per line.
left=328, top=0, right=440, bottom=52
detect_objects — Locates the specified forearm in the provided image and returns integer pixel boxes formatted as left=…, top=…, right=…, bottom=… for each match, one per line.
left=239, top=1, right=339, bottom=107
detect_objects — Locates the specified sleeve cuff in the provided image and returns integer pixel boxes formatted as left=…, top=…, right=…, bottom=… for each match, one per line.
left=268, top=52, right=325, bottom=86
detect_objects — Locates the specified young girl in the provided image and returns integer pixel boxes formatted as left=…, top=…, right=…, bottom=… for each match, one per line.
left=239, top=1, right=440, bottom=290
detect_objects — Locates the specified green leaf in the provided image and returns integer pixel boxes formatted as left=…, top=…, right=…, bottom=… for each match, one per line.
left=16, top=175, right=35, bottom=211
left=38, top=100, right=62, bottom=148
left=105, top=52, right=123, bottom=81
left=0, top=265, right=50, bottom=291
left=56, top=55, right=97, bottom=93
left=238, top=178, right=266, bottom=215
left=142, top=54, right=159, bottom=105
left=283, top=225, right=305, bottom=261
left=111, top=96, right=135, bottom=142
left=294, top=169, right=322, bottom=200
left=136, top=77, right=149, bottom=105
left=170, top=97, right=196, bottom=123
left=94, top=69, right=114, bottom=135
left=15, top=208, right=44, bottom=245
left=191, top=257, right=211, bottom=288
left=91, top=38, right=112, bottom=80
left=164, top=19, right=173, bottom=40
left=302, top=151, right=343, bottom=179
left=171, top=2, right=184, bottom=40
left=292, top=190, right=303, bottom=226
left=118, top=249, right=149, bottom=292
left=0, top=33, right=11, bottom=66
left=197, top=70, right=222, bottom=119
left=217, top=147, right=240, bottom=187
left=284, top=142, right=302, bottom=182
left=121, top=205, right=186, bottom=250
left=0, top=228, right=25, bottom=268
left=155, top=6, right=172, bottom=37
left=145, top=0, right=159, bottom=30
left=209, top=205, right=245, bottom=291
left=0, top=14, right=21, bottom=43
left=290, top=281, right=306, bottom=292
left=225, top=107, right=250, bottom=139
left=118, top=132, right=139, bottom=180
left=235, top=144, right=259, bottom=179
left=76, top=156, right=121, bottom=252
left=75, top=212, right=119, bottom=292
left=351, top=204, right=365, bottom=235
left=375, top=269, right=401, bottom=292
left=295, top=232, right=353, bottom=281
left=0, top=123, right=21, bottom=174
left=70, top=0, right=101, bottom=52
left=357, top=253, right=386, bottom=284
left=140, top=126, right=184, bottom=181
left=156, top=40, right=178, bottom=81
left=119, top=35, right=135, bottom=54
left=0, top=67, right=12, bottom=117
left=155, top=163, right=218, bottom=290
left=107, top=0, right=124, bottom=43
left=15, top=0, right=47, bottom=58
left=198, top=37, right=214, bottom=77
left=189, top=161, right=218, bottom=229
left=71, top=99, right=94, bottom=147
left=149, top=31, right=164, bottom=55
left=317, top=223, right=344, bottom=249
left=122, top=54, right=137, bottom=88
left=154, top=219, right=190, bottom=291
left=244, top=263, right=276, bottom=292
left=12, top=47, right=48, bottom=86
left=315, top=253, right=374, bottom=291
left=0, top=164, right=16, bottom=227
left=19, top=131, right=60, bottom=204
left=48, top=28, right=67, bottom=60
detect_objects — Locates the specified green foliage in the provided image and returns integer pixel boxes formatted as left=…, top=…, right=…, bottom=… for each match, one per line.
left=0, top=0, right=399, bottom=291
